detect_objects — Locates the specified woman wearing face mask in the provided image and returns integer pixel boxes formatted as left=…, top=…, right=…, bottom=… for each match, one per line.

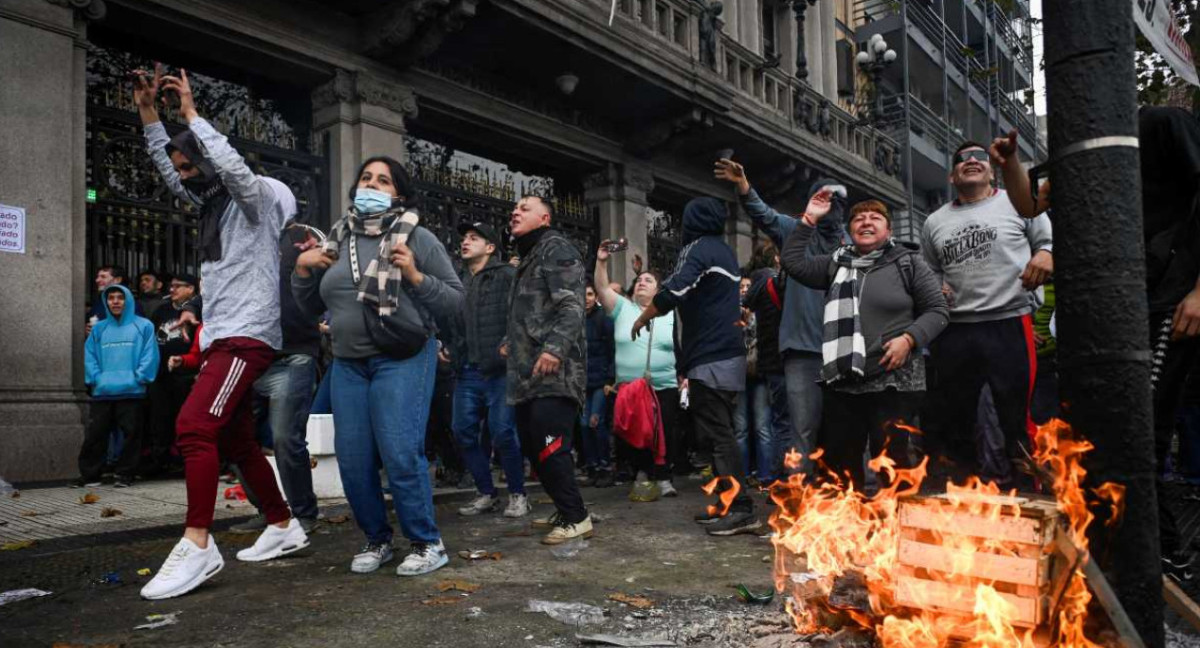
left=292, top=156, right=464, bottom=577
left=780, top=196, right=948, bottom=491
left=593, top=242, right=679, bottom=501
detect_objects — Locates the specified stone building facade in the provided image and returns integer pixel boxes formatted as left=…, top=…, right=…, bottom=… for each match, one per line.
left=0, top=0, right=903, bottom=481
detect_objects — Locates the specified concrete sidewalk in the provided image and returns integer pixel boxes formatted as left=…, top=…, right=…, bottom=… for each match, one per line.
left=0, top=477, right=477, bottom=546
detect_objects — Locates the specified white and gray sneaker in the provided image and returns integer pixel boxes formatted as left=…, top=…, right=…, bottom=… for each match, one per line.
left=504, top=493, right=532, bottom=518
left=659, top=480, right=678, bottom=497
left=140, top=537, right=225, bottom=600
left=236, top=518, right=310, bottom=562
left=396, top=540, right=449, bottom=576
left=458, top=493, right=498, bottom=516
left=351, top=543, right=394, bottom=574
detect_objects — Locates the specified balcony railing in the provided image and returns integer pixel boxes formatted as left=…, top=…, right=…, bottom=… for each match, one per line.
left=594, top=0, right=902, bottom=180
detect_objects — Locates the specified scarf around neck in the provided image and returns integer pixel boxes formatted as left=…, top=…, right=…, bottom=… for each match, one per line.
left=168, top=130, right=230, bottom=263
left=323, top=207, right=420, bottom=316
left=820, top=240, right=894, bottom=384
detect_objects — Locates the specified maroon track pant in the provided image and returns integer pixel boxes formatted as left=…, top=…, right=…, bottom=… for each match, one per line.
left=176, top=337, right=289, bottom=529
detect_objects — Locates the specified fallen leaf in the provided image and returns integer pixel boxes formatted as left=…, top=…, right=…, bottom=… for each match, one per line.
left=101, top=507, right=123, bottom=518
left=488, top=552, right=503, bottom=561
left=421, top=595, right=463, bottom=606
left=608, top=592, right=655, bottom=609
left=80, top=493, right=100, bottom=504
left=10, top=491, right=19, bottom=498
left=325, top=514, right=350, bottom=524
left=437, top=580, right=481, bottom=593
left=1, top=539, right=36, bottom=551
left=20, top=510, right=38, bottom=517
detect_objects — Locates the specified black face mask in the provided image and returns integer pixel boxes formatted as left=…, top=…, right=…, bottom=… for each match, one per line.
left=167, top=130, right=231, bottom=263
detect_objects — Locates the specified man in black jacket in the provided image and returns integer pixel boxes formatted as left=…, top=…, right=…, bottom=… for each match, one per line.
left=742, top=243, right=790, bottom=481
left=632, top=197, right=758, bottom=536
left=450, top=222, right=531, bottom=519
left=143, top=273, right=202, bottom=476
left=582, top=284, right=616, bottom=485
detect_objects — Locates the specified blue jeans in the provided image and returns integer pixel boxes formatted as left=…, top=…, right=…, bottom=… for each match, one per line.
left=580, top=387, right=612, bottom=470
left=783, top=352, right=823, bottom=475
left=253, top=354, right=318, bottom=520
left=331, top=340, right=439, bottom=545
left=763, top=373, right=791, bottom=476
left=311, top=369, right=332, bottom=415
left=734, top=378, right=774, bottom=481
left=452, top=365, right=524, bottom=497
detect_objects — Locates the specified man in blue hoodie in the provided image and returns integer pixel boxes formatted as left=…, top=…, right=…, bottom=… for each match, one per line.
left=632, top=197, right=759, bottom=536
left=715, top=159, right=845, bottom=475
left=79, top=285, right=159, bottom=488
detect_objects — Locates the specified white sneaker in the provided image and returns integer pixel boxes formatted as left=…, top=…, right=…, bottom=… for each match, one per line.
left=504, top=493, right=532, bottom=518
left=140, top=537, right=225, bottom=600
left=396, top=540, right=449, bottom=576
left=351, top=543, right=394, bottom=574
left=458, top=493, right=498, bottom=516
left=659, top=480, right=678, bottom=497
left=236, top=518, right=310, bottom=562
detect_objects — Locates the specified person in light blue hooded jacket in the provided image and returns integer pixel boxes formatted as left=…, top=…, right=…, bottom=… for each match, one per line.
left=78, top=284, right=159, bottom=488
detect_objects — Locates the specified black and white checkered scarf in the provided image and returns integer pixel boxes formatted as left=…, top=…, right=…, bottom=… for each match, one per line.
left=821, top=240, right=893, bottom=384
left=323, top=207, right=420, bottom=317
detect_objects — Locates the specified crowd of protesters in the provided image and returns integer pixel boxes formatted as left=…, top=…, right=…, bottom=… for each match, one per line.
left=72, top=63, right=1200, bottom=599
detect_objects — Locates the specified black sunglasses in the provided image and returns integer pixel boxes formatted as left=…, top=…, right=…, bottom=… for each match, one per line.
left=954, top=150, right=990, bottom=166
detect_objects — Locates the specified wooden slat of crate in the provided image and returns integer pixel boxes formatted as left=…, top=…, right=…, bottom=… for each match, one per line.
left=894, top=573, right=1040, bottom=626
left=898, top=498, right=1057, bottom=546
left=898, top=538, right=1045, bottom=586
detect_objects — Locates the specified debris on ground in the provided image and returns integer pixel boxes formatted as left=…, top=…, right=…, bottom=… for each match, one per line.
left=325, top=514, right=350, bottom=524
left=137, top=568, right=151, bottom=576
left=94, top=571, right=122, bottom=585
left=0, top=477, right=16, bottom=497
left=549, top=538, right=589, bottom=559
left=421, top=595, right=463, bottom=606
left=607, top=593, right=655, bottom=609
left=465, top=606, right=484, bottom=619
left=436, top=580, right=481, bottom=594
left=223, top=485, right=246, bottom=501
left=100, top=507, right=122, bottom=518
left=526, top=599, right=606, bottom=626
left=1, top=540, right=36, bottom=551
left=0, top=588, right=51, bottom=606
left=734, top=584, right=774, bottom=605
left=20, top=510, right=38, bottom=517
left=134, top=612, right=180, bottom=630
left=79, top=493, right=100, bottom=504
left=458, top=549, right=503, bottom=561
left=576, top=633, right=677, bottom=647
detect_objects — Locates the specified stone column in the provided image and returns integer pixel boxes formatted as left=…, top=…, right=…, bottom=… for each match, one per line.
left=819, top=0, right=838, bottom=100
left=311, top=70, right=418, bottom=223
left=728, top=205, right=756, bottom=267
left=583, top=163, right=654, bottom=289
left=0, top=0, right=98, bottom=482
left=806, top=0, right=825, bottom=92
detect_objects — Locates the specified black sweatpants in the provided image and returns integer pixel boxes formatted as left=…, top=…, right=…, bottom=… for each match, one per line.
left=819, top=388, right=919, bottom=490
left=1150, top=310, right=1196, bottom=555
left=145, top=372, right=193, bottom=473
left=690, top=381, right=752, bottom=512
left=80, top=399, right=144, bottom=481
left=922, top=315, right=1036, bottom=489
left=426, top=370, right=464, bottom=474
left=516, top=397, right=588, bottom=524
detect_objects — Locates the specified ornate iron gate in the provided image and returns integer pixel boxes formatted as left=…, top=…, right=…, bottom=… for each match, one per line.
left=84, top=47, right=326, bottom=292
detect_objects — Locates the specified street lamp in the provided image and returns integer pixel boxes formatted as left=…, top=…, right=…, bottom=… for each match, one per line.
left=857, top=33, right=897, bottom=125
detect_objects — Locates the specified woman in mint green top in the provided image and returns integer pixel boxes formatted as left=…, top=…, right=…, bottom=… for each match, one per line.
left=595, top=241, right=680, bottom=500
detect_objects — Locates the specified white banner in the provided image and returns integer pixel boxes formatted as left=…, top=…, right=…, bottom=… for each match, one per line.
left=1134, top=0, right=1200, bottom=87
left=0, top=203, right=25, bottom=254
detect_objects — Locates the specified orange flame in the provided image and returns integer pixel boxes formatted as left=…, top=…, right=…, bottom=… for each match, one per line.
left=701, top=476, right=741, bottom=517
left=768, top=418, right=1124, bottom=647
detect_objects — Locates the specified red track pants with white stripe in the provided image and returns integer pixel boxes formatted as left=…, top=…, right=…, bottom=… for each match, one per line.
left=176, top=336, right=289, bottom=529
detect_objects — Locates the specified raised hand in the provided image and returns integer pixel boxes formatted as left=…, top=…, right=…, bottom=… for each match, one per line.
left=714, top=159, right=751, bottom=195
left=597, top=240, right=612, bottom=263
left=133, top=63, right=162, bottom=111
left=805, top=190, right=833, bottom=222
left=989, top=129, right=1019, bottom=168
left=160, top=69, right=198, bottom=122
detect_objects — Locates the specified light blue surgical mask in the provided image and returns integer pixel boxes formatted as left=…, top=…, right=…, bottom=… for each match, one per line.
left=353, top=187, right=394, bottom=215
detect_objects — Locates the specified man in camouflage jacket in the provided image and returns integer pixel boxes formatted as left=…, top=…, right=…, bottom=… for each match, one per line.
left=504, top=196, right=592, bottom=544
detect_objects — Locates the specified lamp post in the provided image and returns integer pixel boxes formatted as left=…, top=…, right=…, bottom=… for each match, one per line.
left=792, top=0, right=818, bottom=82
left=855, top=33, right=897, bottom=125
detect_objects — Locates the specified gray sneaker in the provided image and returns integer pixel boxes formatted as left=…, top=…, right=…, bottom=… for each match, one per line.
left=396, top=540, right=448, bottom=576
left=503, top=493, right=531, bottom=518
left=458, top=493, right=498, bottom=516
left=351, top=543, right=394, bottom=574
left=706, top=510, right=763, bottom=537
left=298, top=517, right=320, bottom=534
left=229, top=514, right=268, bottom=535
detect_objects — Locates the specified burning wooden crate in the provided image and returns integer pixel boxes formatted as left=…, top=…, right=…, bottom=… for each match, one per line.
left=894, top=494, right=1072, bottom=635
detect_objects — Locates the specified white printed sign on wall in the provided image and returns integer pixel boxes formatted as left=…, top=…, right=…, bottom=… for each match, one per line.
left=0, top=204, right=25, bottom=254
